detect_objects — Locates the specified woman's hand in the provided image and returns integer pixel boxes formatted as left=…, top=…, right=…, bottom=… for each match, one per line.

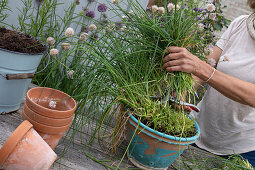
left=162, top=46, right=203, bottom=76
left=162, top=46, right=255, bottom=108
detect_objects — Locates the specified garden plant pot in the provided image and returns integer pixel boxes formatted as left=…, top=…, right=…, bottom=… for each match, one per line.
left=126, top=114, right=200, bottom=170
left=0, top=120, right=57, bottom=170
left=23, top=103, right=73, bottom=127
left=22, top=87, right=76, bottom=150
left=0, top=28, right=46, bottom=114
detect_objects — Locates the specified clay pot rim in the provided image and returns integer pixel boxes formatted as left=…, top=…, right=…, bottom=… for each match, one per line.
left=0, top=120, right=33, bottom=166
left=24, top=102, right=74, bottom=120
left=23, top=111, right=72, bottom=134
left=23, top=103, right=73, bottom=127
left=26, top=87, right=77, bottom=114
left=128, top=114, right=200, bottom=144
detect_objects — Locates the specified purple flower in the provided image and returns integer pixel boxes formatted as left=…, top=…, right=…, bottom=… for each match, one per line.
left=197, top=16, right=202, bottom=20
left=86, top=10, right=95, bottom=18
left=193, top=7, right=199, bottom=11
left=97, top=4, right=107, bottom=12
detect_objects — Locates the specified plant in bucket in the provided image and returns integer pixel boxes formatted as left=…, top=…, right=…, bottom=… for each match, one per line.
left=0, top=27, right=47, bottom=114
left=0, top=120, right=57, bottom=170
left=22, top=87, right=77, bottom=150
left=77, top=0, right=230, bottom=169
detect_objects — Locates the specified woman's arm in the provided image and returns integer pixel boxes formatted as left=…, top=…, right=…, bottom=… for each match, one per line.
left=192, top=46, right=222, bottom=90
left=163, top=46, right=255, bottom=108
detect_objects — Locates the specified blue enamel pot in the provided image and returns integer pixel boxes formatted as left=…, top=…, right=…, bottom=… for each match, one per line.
left=0, top=35, right=46, bottom=114
left=126, top=114, right=200, bottom=170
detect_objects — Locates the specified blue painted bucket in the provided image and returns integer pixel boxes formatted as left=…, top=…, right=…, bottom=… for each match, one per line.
left=127, top=114, right=200, bottom=170
left=0, top=42, right=46, bottom=114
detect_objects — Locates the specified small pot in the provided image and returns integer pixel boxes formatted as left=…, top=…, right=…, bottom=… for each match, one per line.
left=23, top=87, right=76, bottom=150
left=25, top=87, right=76, bottom=119
left=22, top=107, right=72, bottom=150
left=0, top=120, right=57, bottom=170
left=126, top=114, right=200, bottom=170
left=23, top=103, right=73, bottom=127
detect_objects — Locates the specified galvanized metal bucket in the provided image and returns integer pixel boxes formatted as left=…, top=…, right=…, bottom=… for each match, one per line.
left=126, top=114, right=200, bottom=170
left=0, top=44, right=46, bottom=114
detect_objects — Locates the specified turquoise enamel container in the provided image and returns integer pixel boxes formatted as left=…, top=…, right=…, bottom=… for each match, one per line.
left=0, top=45, right=46, bottom=114
left=127, top=114, right=200, bottom=170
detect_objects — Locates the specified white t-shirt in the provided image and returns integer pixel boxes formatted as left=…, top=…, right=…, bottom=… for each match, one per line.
left=191, top=15, right=255, bottom=155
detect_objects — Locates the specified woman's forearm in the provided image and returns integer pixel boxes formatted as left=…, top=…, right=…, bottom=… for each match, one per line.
left=196, top=61, right=255, bottom=107
left=193, top=46, right=222, bottom=90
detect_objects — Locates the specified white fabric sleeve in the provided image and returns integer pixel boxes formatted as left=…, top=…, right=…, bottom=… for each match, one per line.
left=216, top=15, right=246, bottom=51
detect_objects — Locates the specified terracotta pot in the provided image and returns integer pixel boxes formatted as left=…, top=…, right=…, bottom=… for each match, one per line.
left=23, top=103, right=73, bottom=127
left=23, top=87, right=76, bottom=150
left=0, top=120, right=57, bottom=170
left=26, top=87, right=77, bottom=119
left=126, top=114, right=200, bottom=170
left=22, top=110, right=72, bottom=150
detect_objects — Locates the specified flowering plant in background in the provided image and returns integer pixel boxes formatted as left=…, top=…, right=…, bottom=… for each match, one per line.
left=149, top=0, right=230, bottom=46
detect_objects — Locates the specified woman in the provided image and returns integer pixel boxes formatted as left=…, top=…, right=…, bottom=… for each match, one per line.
left=163, top=0, right=255, bottom=166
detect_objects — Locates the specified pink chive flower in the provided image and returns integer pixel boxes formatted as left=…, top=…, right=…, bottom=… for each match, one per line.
left=61, top=43, right=71, bottom=51
left=49, top=100, right=56, bottom=109
left=67, top=70, right=74, bottom=79
left=207, top=3, right=216, bottom=12
left=50, top=48, right=59, bottom=56
left=65, top=27, right=74, bottom=37
left=46, top=37, right=55, bottom=46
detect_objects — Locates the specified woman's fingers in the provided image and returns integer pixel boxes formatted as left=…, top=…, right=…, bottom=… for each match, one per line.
left=163, top=53, right=183, bottom=63
left=164, top=46, right=185, bottom=54
left=163, top=59, right=185, bottom=69
left=165, top=65, right=183, bottom=72
left=163, top=46, right=200, bottom=74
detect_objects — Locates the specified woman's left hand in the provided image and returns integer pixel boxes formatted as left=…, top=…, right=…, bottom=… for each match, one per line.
left=162, top=46, right=203, bottom=76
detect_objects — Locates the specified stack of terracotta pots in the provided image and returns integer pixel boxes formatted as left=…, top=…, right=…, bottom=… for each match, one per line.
left=0, top=120, right=57, bottom=169
left=22, top=87, right=77, bottom=150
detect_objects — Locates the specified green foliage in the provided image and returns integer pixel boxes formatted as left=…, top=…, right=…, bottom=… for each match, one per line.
left=0, top=0, right=9, bottom=26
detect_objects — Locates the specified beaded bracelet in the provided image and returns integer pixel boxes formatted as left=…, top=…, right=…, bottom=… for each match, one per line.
left=205, top=68, right=216, bottom=83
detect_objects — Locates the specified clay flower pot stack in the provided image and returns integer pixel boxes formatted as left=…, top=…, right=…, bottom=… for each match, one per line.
left=0, top=120, right=57, bottom=169
left=22, top=87, right=77, bottom=150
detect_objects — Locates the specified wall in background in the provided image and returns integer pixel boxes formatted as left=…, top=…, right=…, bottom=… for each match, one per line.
left=221, top=0, right=252, bottom=20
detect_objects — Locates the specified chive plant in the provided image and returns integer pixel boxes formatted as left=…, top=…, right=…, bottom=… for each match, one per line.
left=81, top=0, right=210, bottom=151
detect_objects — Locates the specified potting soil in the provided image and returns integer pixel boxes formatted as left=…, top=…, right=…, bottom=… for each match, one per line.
left=0, top=27, right=46, bottom=54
